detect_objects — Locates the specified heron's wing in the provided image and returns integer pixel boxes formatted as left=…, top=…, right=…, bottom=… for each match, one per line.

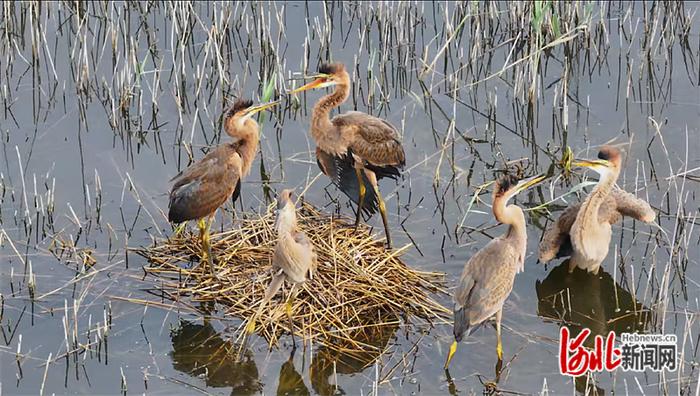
left=611, top=188, right=656, bottom=223
left=332, top=112, right=406, bottom=169
left=292, top=230, right=318, bottom=276
left=316, top=147, right=379, bottom=216
left=454, top=238, right=519, bottom=331
left=538, top=186, right=654, bottom=262
left=538, top=202, right=582, bottom=262
left=273, top=231, right=316, bottom=284
left=168, top=145, right=242, bottom=223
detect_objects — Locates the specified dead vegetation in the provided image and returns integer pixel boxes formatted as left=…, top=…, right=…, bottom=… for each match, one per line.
left=136, top=201, right=450, bottom=351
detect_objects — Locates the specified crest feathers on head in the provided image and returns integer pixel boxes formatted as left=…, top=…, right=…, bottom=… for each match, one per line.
left=226, top=99, right=253, bottom=118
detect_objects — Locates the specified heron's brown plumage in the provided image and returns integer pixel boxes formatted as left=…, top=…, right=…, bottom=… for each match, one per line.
left=168, top=99, right=261, bottom=223
left=332, top=112, right=406, bottom=167
left=538, top=187, right=655, bottom=262
left=296, top=62, right=405, bottom=247
left=168, top=145, right=243, bottom=223
left=307, top=62, right=405, bottom=170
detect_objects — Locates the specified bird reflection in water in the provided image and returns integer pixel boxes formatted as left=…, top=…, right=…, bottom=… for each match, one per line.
left=276, top=351, right=310, bottom=396
left=310, top=321, right=399, bottom=396
left=170, top=320, right=262, bottom=395
left=536, top=260, right=654, bottom=395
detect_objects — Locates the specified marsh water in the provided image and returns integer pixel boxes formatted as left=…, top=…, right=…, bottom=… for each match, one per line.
left=1, top=2, right=699, bottom=395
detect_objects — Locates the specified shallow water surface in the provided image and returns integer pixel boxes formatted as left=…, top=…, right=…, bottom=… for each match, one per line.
left=1, top=2, right=699, bottom=395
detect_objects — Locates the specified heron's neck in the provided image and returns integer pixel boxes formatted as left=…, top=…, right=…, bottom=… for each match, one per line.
left=493, top=200, right=527, bottom=266
left=276, top=205, right=297, bottom=234
left=579, top=168, right=619, bottom=226
left=311, top=84, right=349, bottom=154
left=235, top=131, right=259, bottom=177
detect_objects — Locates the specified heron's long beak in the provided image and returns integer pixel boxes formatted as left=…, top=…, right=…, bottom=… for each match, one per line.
left=444, top=341, right=458, bottom=369
left=572, top=159, right=611, bottom=169
left=290, top=75, right=330, bottom=94
left=245, top=100, right=280, bottom=116
left=514, top=173, right=547, bottom=194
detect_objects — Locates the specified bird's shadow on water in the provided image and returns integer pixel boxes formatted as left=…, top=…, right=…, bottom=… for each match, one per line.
left=310, top=321, right=399, bottom=396
left=170, top=315, right=400, bottom=396
left=277, top=350, right=311, bottom=396
left=536, top=259, right=653, bottom=344
left=169, top=320, right=263, bottom=395
left=535, top=259, right=654, bottom=395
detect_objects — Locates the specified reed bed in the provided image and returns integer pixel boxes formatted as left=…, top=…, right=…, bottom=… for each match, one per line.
left=136, top=202, right=449, bottom=350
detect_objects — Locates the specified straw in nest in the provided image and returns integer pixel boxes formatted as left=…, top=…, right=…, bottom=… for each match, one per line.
left=137, top=201, right=449, bottom=351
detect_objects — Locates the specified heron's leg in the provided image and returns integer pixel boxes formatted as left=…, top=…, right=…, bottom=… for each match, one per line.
left=495, top=309, right=503, bottom=362
left=197, top=218, right=208, bottom=262
left=285, top=285, right=298, bottom=350
left=200, top=217, right=219, bottom=279
left=364, top=169, right=391, bottom=248
left=354, top=167, right=366, bottom=229
left=494, top=358, right=504, bottom=384
left=173, top=222, right=187, bottom=236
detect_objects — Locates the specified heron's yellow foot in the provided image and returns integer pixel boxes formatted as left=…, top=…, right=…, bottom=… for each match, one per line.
left=484, top=381, right=498, bottom=394
left=444, top=341, right=458, bottom=369
left=245, top=319, right=256, bottom=334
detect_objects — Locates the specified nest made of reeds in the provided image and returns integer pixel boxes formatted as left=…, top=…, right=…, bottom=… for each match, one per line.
left=136, top=201, right=450, bottom=351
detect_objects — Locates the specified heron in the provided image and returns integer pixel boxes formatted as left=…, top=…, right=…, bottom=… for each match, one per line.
left=538, top=146, right=655, bottom=274
left=246, top=189, right=318, bottom=349
left=168, top=99, right=279, bottom=279
left=444, top=173, right=546, bottom=370
left=290, top=62, right=406, bottom=248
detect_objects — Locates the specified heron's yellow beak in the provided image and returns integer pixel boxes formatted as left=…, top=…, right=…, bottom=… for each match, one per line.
left=514, top=173, right=547, bottom=194
left=444, top=341, right=458, bottom=369
left=572, top=159, right=611, bottom=169
left=290, top=74, right=331, bottom=94
left=245, top=100, right=280, bottom=116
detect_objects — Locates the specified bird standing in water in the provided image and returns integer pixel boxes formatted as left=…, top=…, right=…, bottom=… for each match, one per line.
left=168, top=99, right=279, bottom=279
left=445, top=173, right=546, bottom=369
left=290, top=63, right=406, bottom=248
left=247, top=189, right=317, bottom=348
left=539, top=146, right=655, bottom=275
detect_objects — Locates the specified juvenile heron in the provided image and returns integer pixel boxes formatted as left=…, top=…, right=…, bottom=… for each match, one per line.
left=290, top=63, right=406, bottom=248
left=539, top=146, right=655, bottom=274
left=168, top=99, right=279, bottom=278
left=246, top=189, right=318, bottom=348
left=445, top=173, right=546, bottom=369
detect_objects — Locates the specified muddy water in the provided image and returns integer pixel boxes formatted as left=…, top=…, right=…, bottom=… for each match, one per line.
left=1, top=2, right=699, bottom=395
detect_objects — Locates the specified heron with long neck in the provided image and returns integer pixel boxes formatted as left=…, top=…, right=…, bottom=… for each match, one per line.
left=168, top=99, right=279, bottom=279
left=566, top=146, right=632, bottom=275
left=445, top=173, right=546, bottom=370
left=290, top=63, right=406, bottom=248
left=246, top=189, right=317, bottom=349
